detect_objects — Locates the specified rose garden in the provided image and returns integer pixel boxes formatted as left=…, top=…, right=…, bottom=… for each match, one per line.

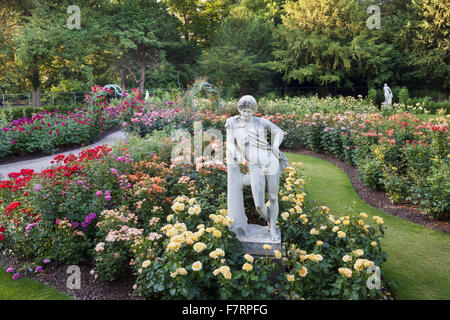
left=0, top=0, right=449, bottom=302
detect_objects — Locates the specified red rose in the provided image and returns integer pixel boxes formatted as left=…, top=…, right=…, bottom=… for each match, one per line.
left=0, top=235, right=4, bottom=242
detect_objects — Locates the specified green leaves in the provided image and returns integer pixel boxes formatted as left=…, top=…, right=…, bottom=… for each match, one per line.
left=200, top=5, right=274, bottom=96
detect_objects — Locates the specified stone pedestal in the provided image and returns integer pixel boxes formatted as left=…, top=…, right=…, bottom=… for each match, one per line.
left=236, top=224, right=283, bottom=257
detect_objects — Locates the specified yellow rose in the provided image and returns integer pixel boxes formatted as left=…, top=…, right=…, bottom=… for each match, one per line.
left=332, top=226, right=339, bottom=232
left=263, top=244, right=272, bottom=250
left=166, top=229, right=176, bottom=237
left=343, top=220, right=350, bottom=226
left=286, top=274, right=295, bottom=282
left=316, top=240, right=323, bottom=246
left=176, top=267, right=187, bottom=276
left=342, top=255, right=352, bottom=263
left=209, top=248, right=225, bottom=259
left=192, top=261, right=202, bottom=271
left=167, top=241, right=181, bottom=252
left=213, top=230, right=222, bottom=238
left=370, top=241, right=377, bottom=247
left=338, top=267, right=352, bottom=278
left=363, top=260, right=374, bottom=268
left=193, top=242, right=206, bottom=253
left=171, top=202, right=185, bottom=213
left=244, top=254, right=254, bottom=263
left=242, top=263, right=253, bottom=272
left=161, top=224, right=173, bottom=232
left=314, top=254, right=323, bottom=262
left=281, top=212, right=289, bottom=220
left=274, top=250, right=282, bottom=259
left=354, top=259, right=364, bottom=271
left=142, top=260, right=151, bottom=268
left=353, top=249, right=364, bottom=257
left=310, top=228, right=320, bottom=235
left=337, top=231, right=346, bottom=238
left=359, top=212, right=368, bottom=219
left=298, top=266, right=308, bottom=277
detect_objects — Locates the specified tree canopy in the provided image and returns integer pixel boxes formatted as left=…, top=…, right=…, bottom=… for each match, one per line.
left=0, top=0, right=448, bottom=102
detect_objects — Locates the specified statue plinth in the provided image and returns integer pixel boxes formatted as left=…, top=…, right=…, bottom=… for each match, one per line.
left=236, top=224, right=282, bottom=257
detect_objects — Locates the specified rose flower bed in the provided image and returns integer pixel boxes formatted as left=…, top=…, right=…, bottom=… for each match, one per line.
left=0, top=86, right=144, bottom=162
left=0, top=126, right=389, bottom=299
left=123, top=97, right=448, bottom=220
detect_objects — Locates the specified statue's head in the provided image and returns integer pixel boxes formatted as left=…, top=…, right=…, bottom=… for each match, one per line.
left=237, top=95, right=257, bottom=121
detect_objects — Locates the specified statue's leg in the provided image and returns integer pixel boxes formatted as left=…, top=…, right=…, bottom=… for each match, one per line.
left=249, top=165, right=268, bottom=222
left=267, top=171, right=281, bottom=241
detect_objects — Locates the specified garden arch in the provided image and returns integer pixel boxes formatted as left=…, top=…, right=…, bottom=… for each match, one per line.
left=190, top=82, right=221, bottom=113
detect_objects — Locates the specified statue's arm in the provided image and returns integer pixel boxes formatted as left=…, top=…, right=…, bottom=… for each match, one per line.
left=262, top=118, right=285, bottom=158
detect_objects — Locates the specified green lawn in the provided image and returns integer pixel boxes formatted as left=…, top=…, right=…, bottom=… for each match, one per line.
left=417, top=113, right=444, bottom=121
left=0, top=268, right=72, bottom=300
left=286, top=152, right=450, bottom=300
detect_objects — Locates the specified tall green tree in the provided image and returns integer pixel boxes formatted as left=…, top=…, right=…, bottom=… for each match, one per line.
left=106, top=0, right=182, bottom=91
left=411, top=0, right=450, bottom=88
left=242, top=0, right=286, bottom=23
left=271, top=0, right=393, bottom=88
left=163, top=0, right=236, bottom=44
left=200, top=6, right=274, bottom=96
left=15, top=0, right=109, bottom=107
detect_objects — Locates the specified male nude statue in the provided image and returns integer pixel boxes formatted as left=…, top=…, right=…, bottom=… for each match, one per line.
left=226, top=95, right=288, bottom=241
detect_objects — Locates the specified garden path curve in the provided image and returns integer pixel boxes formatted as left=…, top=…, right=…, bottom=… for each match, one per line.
left=0, top=130, right=127, bottom=179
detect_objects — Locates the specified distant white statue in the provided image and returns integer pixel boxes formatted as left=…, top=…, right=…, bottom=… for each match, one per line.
left=144, top=90, right=150, bottom=103
left=226, top=95, right=288, bottom=242
left=383, top=83, right=393, bottom=106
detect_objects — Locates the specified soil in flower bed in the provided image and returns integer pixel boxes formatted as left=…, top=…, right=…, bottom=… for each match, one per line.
left=0, top=127, right=121, bottom=165
left=288, top=146, right=450, bottom=235
left=0, top=253, right=138, bottom=300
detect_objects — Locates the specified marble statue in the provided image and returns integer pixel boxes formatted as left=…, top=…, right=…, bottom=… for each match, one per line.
left=144, top=90, right=150, bottom=103
left=383, top=84, right=393, bottom=106
left=226, top=95, right=288, bottom=242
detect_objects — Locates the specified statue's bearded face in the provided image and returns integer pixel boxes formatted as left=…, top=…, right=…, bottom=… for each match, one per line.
left=239, top=107, right=254, bottom=121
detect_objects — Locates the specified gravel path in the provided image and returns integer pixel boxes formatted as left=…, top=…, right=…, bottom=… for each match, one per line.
left=0, top=130, right=127, bottom=180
